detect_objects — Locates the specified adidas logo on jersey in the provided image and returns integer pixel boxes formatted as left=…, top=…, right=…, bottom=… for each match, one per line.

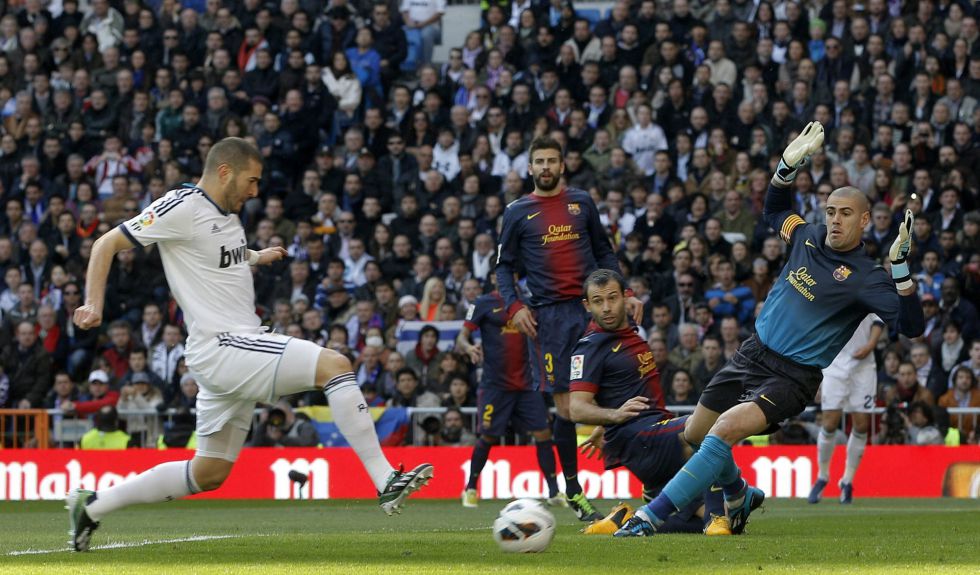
left=219, top=243, right=248, bottom=268
left=211, top=224, right=220, bottom=234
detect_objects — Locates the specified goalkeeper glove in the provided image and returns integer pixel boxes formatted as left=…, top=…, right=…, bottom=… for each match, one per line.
left=773, top=121, right=825, bottom=187
left=889, top=209, right=915, bottom=291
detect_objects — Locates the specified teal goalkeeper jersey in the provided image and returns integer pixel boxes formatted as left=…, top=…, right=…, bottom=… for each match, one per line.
left=755, top=185, right=902, bottom=369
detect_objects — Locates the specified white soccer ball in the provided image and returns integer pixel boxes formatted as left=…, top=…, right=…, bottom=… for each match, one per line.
left=492, top=498, right=556, bottom=553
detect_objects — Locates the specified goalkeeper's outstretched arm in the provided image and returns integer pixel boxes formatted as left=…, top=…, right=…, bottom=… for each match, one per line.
left=764, top=121, right=825, bottom=241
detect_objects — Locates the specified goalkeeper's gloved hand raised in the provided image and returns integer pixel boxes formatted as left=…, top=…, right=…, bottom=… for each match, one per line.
left=773, top=121, right=825, bottom=187
left=889, top=209, right=915, bottom=291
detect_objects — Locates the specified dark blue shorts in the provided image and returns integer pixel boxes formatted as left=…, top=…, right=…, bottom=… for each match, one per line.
left=607, top=415, right=689, bottom=489
left=476, top=387, right=550, bottom=436
left=528, top=300, right=591, bottom=393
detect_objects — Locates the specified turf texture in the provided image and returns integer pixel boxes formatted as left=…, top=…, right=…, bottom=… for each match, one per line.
left=0, top=498, right=977, bottom=574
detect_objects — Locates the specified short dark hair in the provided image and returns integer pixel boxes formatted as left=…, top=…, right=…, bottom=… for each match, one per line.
left=396, top=367, right=419, bottom=381
left=583, top=269, right=627, bottom=298
left=204, top=137, right=262, bottom=175
left=528, top=135, right=563, bottom=162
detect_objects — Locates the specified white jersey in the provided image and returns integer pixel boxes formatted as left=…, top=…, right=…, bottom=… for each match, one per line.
left=823, top=314, right=882, bottom=379
left=621, top=122, right=668, bottom=176
left=121, top=185, right=261, bottom=353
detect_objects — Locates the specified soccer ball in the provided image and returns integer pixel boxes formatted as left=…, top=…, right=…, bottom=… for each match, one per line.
left=492, top=498, right=556, bottom=553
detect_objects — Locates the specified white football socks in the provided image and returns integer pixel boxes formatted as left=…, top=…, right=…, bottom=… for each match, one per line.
left=85, top=460, right=200, bottom=521
left=841, top=431, right=867, bottom=485
left=325, top=373, right=395, bottom=491
left=816, top=428, right=835, bottom=482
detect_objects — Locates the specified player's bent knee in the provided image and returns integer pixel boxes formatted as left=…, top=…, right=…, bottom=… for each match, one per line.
left=315, top=348, right=354, bottom=389
left=191, top=456, right=234, bottom=492
left=711, top=404, right=768, bottom=445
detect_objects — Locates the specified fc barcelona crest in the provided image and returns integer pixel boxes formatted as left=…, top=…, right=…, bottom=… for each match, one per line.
left=833, top=265, right=852, bottom=281
left=567, top=203, right=581, bottom=215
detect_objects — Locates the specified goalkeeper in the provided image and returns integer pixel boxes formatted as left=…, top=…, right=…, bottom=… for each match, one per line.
left=616, top=121, right=926, bottom=537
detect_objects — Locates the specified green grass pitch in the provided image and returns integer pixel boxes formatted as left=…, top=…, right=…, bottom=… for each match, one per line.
left=1, top=499, right=977, bottom=574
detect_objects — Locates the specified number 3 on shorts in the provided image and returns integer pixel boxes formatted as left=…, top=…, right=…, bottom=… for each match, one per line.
left=544, top=353, right=554, bottom=374
left=483, top=403, right=494, bottom=425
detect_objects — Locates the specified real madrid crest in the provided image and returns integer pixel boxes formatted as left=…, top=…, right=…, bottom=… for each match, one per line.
left=833, top=265, right=852, bottom=281
left=567, top=203, right=581, bottom=215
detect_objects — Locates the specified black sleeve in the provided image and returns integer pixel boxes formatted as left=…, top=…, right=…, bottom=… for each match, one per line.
left=897, top=292, right=925, bottom=338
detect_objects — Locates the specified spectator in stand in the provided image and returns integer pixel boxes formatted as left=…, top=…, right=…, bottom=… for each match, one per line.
left=0, top=320, right=52, bottom=408
left=939, top=366, right=980, bottom=440
left=667, top=369, right=699, bottom=406
left=116, top=372, right=164, bottom=446
left=69, top=370, right=120, bottom=416
left=101, top=320, right=134, bottom=379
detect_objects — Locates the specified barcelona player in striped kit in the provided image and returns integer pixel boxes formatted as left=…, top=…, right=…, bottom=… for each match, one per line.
left=456, top=272, right=560, bottom=508
left=495, top=136, right=644, bottom=520
left=570, top=269, right=729, bottom=535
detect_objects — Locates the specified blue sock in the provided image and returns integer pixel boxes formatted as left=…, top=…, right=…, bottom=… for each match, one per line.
left=721, top=469, right=745, bottom=499
left=535, top=439, right=559, bottom=497
left=466, top=438, right=493, bottom=490
left=644, top=434, right=732, bottom=522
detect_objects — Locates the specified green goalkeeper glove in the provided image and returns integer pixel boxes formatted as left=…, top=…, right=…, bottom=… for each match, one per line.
left=773, top=121, right=825, bottom=187
left=889, top=209, right=915, bottom=291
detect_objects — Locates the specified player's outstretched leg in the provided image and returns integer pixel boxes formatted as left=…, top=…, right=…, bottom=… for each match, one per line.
left=67, top=457, right=211, bottom=551
left=616, top=403, right=765, bottom=537
left=317, top=349, right=432, bottom=514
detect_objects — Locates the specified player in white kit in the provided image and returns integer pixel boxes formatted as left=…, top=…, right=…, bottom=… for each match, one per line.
left=66, top=138, right=432, bottom=551
left=808, top=314, right=883, bottom=505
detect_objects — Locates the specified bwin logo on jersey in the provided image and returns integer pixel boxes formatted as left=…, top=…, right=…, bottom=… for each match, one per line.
left=219, top=244, right=248, bottom=268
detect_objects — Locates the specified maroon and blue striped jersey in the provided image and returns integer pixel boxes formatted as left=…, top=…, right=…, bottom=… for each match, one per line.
left=569, top=321, right=670, bottom=420
left=464, top=291, right=533, bottom=391
left=495, top=188, right=619, bottom=312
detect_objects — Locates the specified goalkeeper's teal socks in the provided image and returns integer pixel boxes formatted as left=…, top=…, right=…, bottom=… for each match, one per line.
left=639, top=434, right=739, bottom=524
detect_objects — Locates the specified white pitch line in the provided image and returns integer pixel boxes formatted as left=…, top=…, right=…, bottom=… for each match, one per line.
left=7, top=534, right=251, bottom=556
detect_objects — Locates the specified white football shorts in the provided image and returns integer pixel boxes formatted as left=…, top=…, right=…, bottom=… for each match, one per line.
left=186, top=332, right=321, bottom=438
left=819, top=366, right=877, bottom=413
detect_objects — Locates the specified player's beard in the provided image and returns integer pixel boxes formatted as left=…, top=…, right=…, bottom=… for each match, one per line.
left=532, top=171, right=559, bottom=192
left=224, top=179, right=241, bottom=213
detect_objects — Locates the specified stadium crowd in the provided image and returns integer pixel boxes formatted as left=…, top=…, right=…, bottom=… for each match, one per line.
left=0, top=0, right=979, bottom=448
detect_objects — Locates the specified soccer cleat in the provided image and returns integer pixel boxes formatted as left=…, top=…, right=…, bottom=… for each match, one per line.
left=704, top=513, right=732, bottom=536
left=582, top=503, right=634, bottom=535
left=726, top=485, right=765, bottom=535
left=379, top=463, right=433, bottom=515
left=839, top=482, right=853, bottom=504
left=461, top=488, right=478, bottom=508
left=545, top=493, right=568, bottom=508
left=613, top=511, right=658, bottom=537
left=567, top=492, right=603, bottom=522
left=808, top=478, right=828, bottom=504
left=66, top=488, right=99, bottom=552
